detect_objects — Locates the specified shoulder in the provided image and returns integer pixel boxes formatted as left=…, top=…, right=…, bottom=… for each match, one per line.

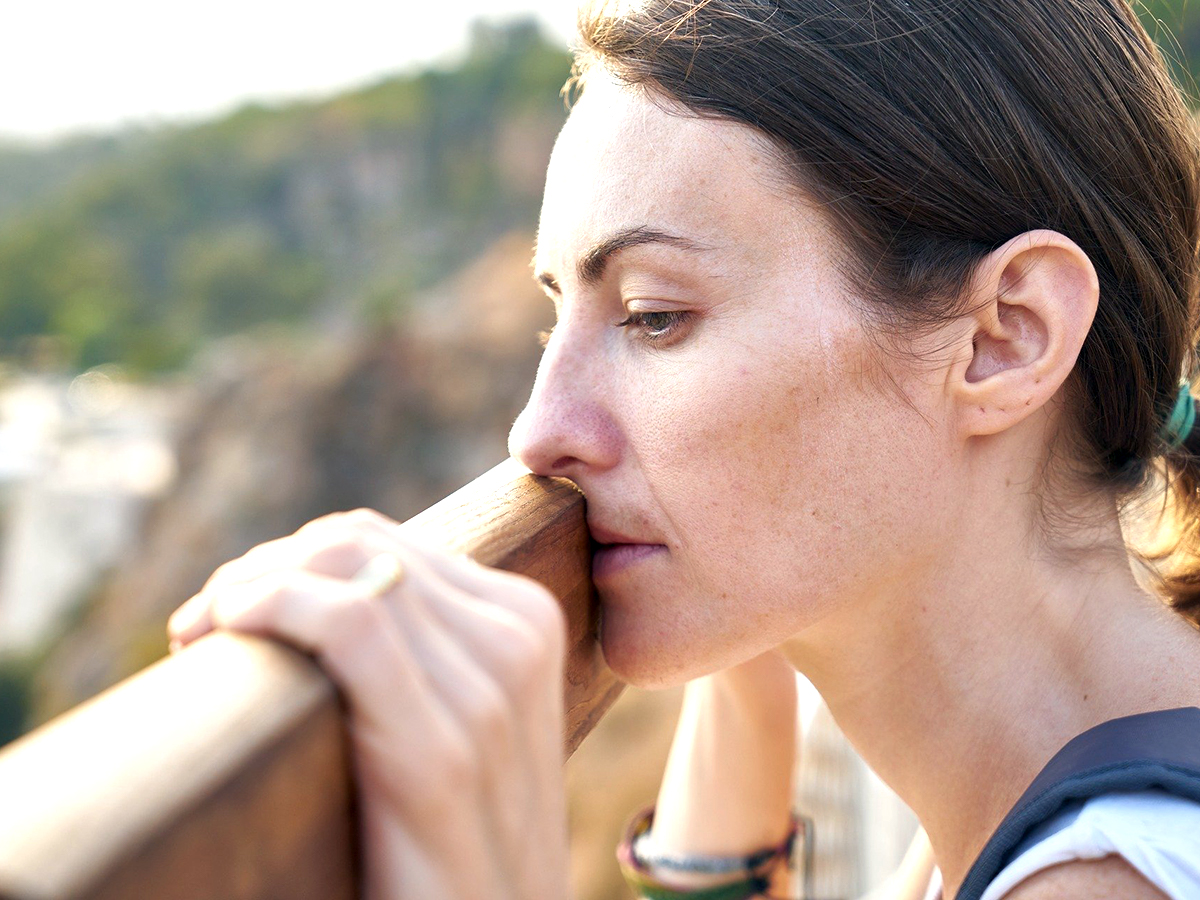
left=998, top=855, right=1169, bottom=900
left=987, top=789, right=1200, bottom=900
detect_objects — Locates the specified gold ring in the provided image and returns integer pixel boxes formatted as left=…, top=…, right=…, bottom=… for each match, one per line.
left=351, top=553, right=406, bottom=598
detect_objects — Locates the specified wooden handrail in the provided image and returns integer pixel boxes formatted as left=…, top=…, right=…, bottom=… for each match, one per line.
left=0, top=458, right=624, bottom=900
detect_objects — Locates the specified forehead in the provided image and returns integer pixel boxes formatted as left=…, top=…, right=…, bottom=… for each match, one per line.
left=536, top=72, right=822, bottom=273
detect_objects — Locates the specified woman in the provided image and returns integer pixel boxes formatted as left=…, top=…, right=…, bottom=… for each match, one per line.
left=167, top=1, right=1200, bottom=898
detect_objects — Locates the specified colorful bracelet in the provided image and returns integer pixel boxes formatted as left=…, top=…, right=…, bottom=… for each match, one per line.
left=616, top=805, right=806, bottom=900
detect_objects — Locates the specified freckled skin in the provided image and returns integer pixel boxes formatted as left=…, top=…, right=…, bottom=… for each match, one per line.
left=508, top=74, right=957, bottom=688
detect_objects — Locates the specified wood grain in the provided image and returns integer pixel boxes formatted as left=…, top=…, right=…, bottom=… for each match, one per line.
left=0, top=459, right=623, bottom=900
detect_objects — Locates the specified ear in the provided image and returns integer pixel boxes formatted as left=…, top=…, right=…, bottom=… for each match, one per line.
left=953, top=229, right=1099, bottom=439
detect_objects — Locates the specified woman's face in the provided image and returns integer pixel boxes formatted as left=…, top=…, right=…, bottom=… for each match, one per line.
left=509, top=72, right=956, bottom=688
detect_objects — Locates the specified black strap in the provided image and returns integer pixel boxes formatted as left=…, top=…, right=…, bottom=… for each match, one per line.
left=955, top=706, right=1200, bottom=900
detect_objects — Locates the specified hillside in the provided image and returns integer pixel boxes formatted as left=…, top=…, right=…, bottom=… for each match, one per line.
left=2, top=7, right=1200, bottom=375
left=0, top=134, right=142, bottom=227
left=0, top=19, right=570, bottom=372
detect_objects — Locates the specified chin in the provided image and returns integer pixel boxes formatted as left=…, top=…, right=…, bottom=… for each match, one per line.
left=598, top=608, right=703, bottom=690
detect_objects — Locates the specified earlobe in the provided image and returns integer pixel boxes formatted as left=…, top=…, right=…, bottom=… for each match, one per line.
left=955, top=230, right=1099, bottom=439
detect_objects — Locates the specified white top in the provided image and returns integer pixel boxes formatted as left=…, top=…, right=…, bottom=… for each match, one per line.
left=921, top=789, right=1200, bottom=900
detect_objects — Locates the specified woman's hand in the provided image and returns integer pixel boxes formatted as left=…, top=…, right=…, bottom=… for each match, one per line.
left=165, top=508, right=573, bottom=900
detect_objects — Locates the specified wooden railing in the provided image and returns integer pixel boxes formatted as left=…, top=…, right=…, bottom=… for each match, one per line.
left=0, top=458, right=625, bottom=900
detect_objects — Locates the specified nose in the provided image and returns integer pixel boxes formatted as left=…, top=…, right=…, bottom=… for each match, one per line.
left=508, top=327, right=622, bottom=479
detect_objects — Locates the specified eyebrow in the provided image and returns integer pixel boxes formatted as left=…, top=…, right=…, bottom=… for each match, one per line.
left=534, top=226, right=711, bottom=293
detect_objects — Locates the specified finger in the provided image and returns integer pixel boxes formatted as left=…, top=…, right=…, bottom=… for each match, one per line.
left=383, top=550, right=546, bottom=685
left=381, top=536, right=568, bottom=656
left=167, top=591, right=215, bottom=646
left=171, top=520, right=393, bottom=645
left=199, top=535, right=299, bottom=592
left=318, top=562, right=535, bottom=894
left=294, top=507, right=403, bottom=537
left=297, top=509, right=560, bottom=622
left=234, top=508, right=565, bottom=640
left=163, top=534, right=515, bottom=651
left=273, top=516, right=569, bottom=898
left=381, top=550, right=565, bottom=889
left=202, top=534, right=371, bottom=595
left=206, top=556, right=556, bottom=896
left=209, top=567, right=528, bottom=840
left=405, top=539, right=556, bottom=612
left=398, top=553, right=567, bottom=781
left=223, top=571, right=501, bottom=853
left=384, top=578, right=533, bottom=851
left=205, top=570, right=467, bottom=768
left=169, top=537, right=335, bottom=647
left=199, top=508, right=403, bottom=597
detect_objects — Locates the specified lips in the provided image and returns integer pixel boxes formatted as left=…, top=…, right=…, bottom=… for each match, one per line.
left=587, top=521, right=651, bottom=546
left=588, top=521, right=666, bottom=580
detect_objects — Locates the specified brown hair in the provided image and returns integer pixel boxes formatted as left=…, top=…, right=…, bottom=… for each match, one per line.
left=572, top=0, right=1200, bottom=623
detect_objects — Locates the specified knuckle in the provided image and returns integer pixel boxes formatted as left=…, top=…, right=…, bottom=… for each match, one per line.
left=324, top=594, right=385, bottom=656
left=253, top=577, right=291, bottom=616
left=303, top=538, right=370, bottom=572
left=437, top=740, right=482, bottom=792
left=212, top=575, right=284, bottom=626
left=462, top=681, right=513, bottom=745
left=495, top=571, right=562, bottom=623
left=492, top=623, right=556, bottom=693
left=521, top=636, right=558, bottom=684
left=205, top=558, right=242, bottom=589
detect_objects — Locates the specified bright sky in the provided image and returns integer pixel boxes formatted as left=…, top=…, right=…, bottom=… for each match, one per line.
left=1, top=1, right=576, bottom=142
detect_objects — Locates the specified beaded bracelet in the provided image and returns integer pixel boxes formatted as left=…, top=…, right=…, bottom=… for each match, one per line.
left=616, top=805, right=810, bottom=900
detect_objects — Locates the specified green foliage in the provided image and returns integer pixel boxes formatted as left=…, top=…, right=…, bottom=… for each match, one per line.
left=1135, top=0, right=1200, bottom=96
left=0, top=133, right=138, bottom=228
left=0, top=18, right=571, bottom=373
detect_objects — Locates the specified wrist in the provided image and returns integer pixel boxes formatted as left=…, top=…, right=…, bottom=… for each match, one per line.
left=617, top=805, right=804, bottom=899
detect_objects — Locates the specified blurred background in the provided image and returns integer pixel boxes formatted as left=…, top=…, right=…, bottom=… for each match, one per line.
left=0, top=3, right=1197, bottom=898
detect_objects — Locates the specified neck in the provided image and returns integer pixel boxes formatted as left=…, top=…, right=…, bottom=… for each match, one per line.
left=779, top=475, right=1200, bottom=899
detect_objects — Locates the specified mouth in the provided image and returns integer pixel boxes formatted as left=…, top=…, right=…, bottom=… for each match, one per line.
left=580, top=520, right=648, bottom=549
left=588, top=522, right=666, bottom=581
left=592, top=542, right=666, bottom=580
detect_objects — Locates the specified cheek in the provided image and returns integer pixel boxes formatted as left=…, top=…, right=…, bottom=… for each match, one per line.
left=643, top=331, right=849, bottom=551
left=636, top=322, right=939, bottom=605
left=600, top=367, right=829, bottom=685
left=600, top=308, right=950, bottom=687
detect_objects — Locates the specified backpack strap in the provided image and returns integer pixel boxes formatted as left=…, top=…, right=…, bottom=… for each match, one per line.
left=955, top=706, right=1200, bottom=900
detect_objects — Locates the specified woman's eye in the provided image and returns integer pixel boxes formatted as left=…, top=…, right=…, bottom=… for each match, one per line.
left=535, top=311, right=693, bottom=348
left=617, top=310, right=691, bottom=345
